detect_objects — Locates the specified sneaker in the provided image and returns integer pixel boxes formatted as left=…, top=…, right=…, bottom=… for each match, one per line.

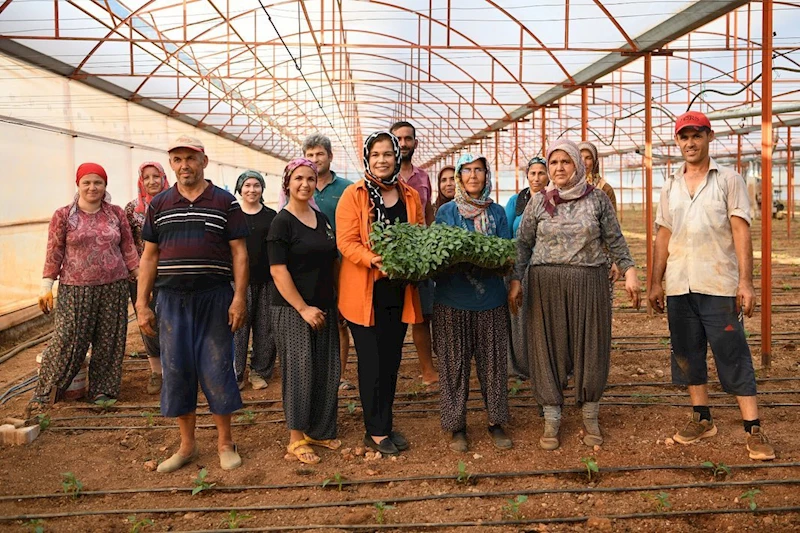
left=673, top=412, right=717, bottom=444
left=248, top=374, right=268, bottom=390
left=146, top=373, right=162, bottom=395
left=746, top=426, right=776, bottom=460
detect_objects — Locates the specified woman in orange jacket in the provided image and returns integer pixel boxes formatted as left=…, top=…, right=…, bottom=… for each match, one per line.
left=336, top=131, right=424, bottom=456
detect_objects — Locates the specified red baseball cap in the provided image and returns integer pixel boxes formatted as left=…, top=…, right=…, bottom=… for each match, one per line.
left=674, top=111, right=712, bottom=134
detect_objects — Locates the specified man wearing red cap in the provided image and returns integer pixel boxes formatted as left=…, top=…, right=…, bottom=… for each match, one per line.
left=648, top=111, right=775, bottom=460
left=136, top=135, right=250, bottom=472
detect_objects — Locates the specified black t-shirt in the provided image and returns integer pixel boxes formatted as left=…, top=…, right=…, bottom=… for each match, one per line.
left=384, top=197, right=407, bottom=225
left=267, top=209, right=337, bottom=309
left=244, top=206, right=277, bottom=285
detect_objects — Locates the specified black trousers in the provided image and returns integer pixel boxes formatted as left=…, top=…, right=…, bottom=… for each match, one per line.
left=349, top=279, right=408, bottom=436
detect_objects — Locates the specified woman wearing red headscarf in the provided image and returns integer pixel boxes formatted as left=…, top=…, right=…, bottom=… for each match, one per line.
left=125, top=162, right=170, bottom=395
left=26, top=163, right=140, bottom=418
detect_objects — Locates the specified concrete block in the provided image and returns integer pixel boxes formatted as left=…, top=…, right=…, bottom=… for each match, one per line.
left=0, top=424, right=40, bottom=446
left=12, top=425, right=40, bottom=445
left=0, top=424, right=15, bottom=445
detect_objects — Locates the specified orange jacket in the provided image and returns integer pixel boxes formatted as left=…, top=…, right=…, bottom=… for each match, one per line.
left=336, top=179, right=424, bottom=327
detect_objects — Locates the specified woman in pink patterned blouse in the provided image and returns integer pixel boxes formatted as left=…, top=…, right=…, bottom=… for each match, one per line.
left=26, top=163, right=139, bottom=418
left=125, top=162, right=169, bottom=395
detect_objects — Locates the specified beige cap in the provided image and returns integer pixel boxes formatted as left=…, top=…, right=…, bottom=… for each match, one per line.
left=168, top=135, right=205, bottom=153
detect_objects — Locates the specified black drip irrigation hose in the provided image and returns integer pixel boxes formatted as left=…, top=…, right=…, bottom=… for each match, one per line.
left=178, top=506, right=800, bottom=532
left=3, top=478, right=800, bottom=522
left=2, top=461, right=798, bottom=503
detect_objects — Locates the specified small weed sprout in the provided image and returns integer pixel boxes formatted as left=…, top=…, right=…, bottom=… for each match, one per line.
left=346, top=401, right=357, bottom=415
left=219, top=510, right=252, bottom=529
left=658, top=337, right=671, bottom=346
left=701, top=460, right=731, bottom=480
left=409, top=381, right=427, bottom=398
left=508, top=379, right=523, bottom=397
left=374, top=501, right=394, bottom=524
left=782, top=283, right=792, bottom=291
left=580, top=457, right=599, bottom=482
left=61, top=472, right=83, bottom=499
left=36, top=413, right=51, bottom=431
left=26, top=519, right=45, bottom=533
left=648, top=492, right=672, bottom=512
left=94, top=398, right=117, bottom=412
left=502, top=495, right=528, bottom=519
left=127, top=515, right=154, bottom=533
left=235, top=410, right=257, bottom=425
left=740, top=489, right=761, bottom=511
left=140, top=411, right=156, bottom=427
left=191, top=468, right=216, bottom=496
left=322, top=472, right=346, bottom=491
left=456, top=460, right=474, bottom=485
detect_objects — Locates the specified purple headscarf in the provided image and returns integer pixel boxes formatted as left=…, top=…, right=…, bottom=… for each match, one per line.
left=278, top=158, right=320, bottom=211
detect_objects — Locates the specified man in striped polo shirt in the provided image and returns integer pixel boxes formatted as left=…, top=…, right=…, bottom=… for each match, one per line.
left=136, top=135, right=250, bottom=472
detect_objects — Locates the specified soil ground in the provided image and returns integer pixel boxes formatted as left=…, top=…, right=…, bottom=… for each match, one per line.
left=0, top=217, right=799, bottom=532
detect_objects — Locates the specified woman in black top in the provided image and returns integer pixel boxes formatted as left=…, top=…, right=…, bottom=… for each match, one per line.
left=233, top=170, right=278, bottom=390
left=268, top=158, right=340, bottom=464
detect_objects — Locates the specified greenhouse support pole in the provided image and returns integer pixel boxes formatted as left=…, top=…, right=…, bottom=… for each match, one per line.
left=788, top=127, right=793, bottom=238
left=761, top=0, right=773, bottom=367
left=644, top=53, right=654, bottom=314
left=581, top=87, right=588, bottom=142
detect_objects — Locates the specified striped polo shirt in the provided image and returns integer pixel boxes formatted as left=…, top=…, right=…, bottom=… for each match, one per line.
left=142, top=181, right=249, bottom=291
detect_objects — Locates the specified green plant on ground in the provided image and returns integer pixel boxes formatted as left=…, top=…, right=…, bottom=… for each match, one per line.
left=346, top=400, right=357, bottom=415
left=61, top=472, right=83, bottom=499
left=322, top=472, right=346, bottom=491
left=648, top=492, right=672, bottom=512
left=26, top=519, right=44, bottom=533
left=409, top=381, right=427, bottom=398
left=36, top=413, right=51, bottom=431
left=456, top=460, right=474, bottom=485
left=508, top=378, right=523, bottom=397
left=740, top=489, right=761, bottom=511
left=140, top=411, right=156, bottom=427
left=191, top=468, right=216, bottom=496
left=502, top=495, right=528, bottom=519
left=658, top=337, right=671, bottom=346
left=235, top=410, right=256, bottom=425
left=94, top=398, right=117, bottom=412
left=374, top=501, right=394, bottom=524
left=127, top=515, right=154, bottom=533
left=701, top=460, right=731, bottom=480
left=219, top=510, right=252, bottom=529
left=580, top=457, right=599, bottom=482
left=782, top=283, right=792, bottom=291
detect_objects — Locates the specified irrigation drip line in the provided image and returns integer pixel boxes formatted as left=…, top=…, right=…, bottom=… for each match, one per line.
left=178, top=505, right=800, bottom=532
left=3, top=462, right=798, bottom=503
left=4, top=479, right=800, bottom=522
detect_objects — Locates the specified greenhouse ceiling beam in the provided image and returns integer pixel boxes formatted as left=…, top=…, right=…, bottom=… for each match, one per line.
left=422, top=0, right=751, bottom=167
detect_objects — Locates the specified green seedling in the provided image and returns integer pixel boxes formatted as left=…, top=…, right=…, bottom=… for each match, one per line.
left=782, top=284, right=792, bottom=291
left=36, top=413, right=51, bottom=431
left=322, top=472, right=346, bottom=491
left=658, top=337, right=671, bottom=346
left=127, top=515, right=154, bottom=533
left=374, top=501, right=394, bottom=525
left=235, top=410, right=256, bottom=425
left=502, top=495, right=528, bottom=519
left=26, top=519, right=44, bottom=533
left=740, top=488, right=761, bottom=511
left=94, top=398, right=117, bottom=412
left=701, top=460, right=731, bottom=480
left=219, top=510, right=252, bottom=529
left=140, top=411, right=156, bottom=427
left=508, top=378, right=523, bottom=397
left=409, top=381, right=427, bottom=398
left=191, top=468, right=216, bottom=496
left=346, top=400, right=357, bottom=415
left=580, top=457, right=599, bottom=482
left=61, top=472, right=83, bottom=499
left=648, top=492, right=672, bottom=512
left=456, top=460, right=474, bottom=485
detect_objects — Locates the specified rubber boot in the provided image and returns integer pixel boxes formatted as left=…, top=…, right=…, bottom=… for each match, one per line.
left=539, top=405, right=561, bottom=450
left=582, top=401, right=604, bottom=446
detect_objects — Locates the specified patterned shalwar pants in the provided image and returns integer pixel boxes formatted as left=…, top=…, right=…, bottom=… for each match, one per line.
left=233, top=282, right=276, bottom=382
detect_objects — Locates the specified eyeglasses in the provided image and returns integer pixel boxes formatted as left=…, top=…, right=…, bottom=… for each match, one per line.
left=461, top=168, right=486, bottom=176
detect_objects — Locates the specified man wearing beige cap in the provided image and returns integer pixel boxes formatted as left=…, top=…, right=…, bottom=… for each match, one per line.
left=136, top=135, right=250, bottom=472
left=648, top=112, right=775, bottom=460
